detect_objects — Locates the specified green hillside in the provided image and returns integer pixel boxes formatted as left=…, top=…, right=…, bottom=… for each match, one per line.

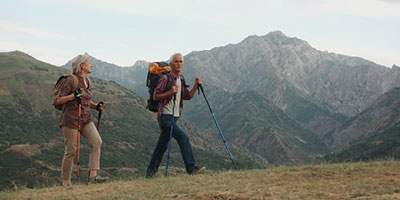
left=324, top=123, right=400, bottom=162
left=0, top=51, right=258, bottom=191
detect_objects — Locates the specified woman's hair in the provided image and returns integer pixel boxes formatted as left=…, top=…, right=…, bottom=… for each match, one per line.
left=169, top=53, right=183, bottom=64
left=71, top=54, right=90, bottom=75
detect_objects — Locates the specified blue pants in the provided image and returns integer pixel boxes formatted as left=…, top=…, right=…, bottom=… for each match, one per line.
left=146, top=114, right=196, bottom=175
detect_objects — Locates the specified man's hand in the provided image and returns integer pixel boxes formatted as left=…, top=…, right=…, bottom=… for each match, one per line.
left=195, top=77, right=202, bottom=86
left=170, top=86, right=178, bottom=95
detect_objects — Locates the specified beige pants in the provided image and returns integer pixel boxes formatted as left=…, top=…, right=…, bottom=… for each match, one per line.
left=61, top=122, right=102, bottom=181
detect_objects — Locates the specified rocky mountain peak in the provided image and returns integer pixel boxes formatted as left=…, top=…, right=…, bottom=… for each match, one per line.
left=266, top=30, right=287, bottom=37
left=132, top=60, right=150, bottom=69
left=240, top=30, right=311, bottom=50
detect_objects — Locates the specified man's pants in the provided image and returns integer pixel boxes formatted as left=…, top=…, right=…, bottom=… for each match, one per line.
left=147, top=114, right=196, bottom=175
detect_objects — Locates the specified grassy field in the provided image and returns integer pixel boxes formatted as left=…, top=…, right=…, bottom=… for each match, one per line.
left=1, top=160, right=400, bottom=200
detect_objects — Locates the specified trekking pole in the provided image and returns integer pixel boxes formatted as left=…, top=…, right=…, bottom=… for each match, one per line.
left=76, top=97, right=82, bottom=183
left=165, top=94, right=177, bottom=176
left=96, top=102, right=104, bottom=130
left=88, top=101, right=104, bottom=182
left=198, top=85, right=234, bottom=164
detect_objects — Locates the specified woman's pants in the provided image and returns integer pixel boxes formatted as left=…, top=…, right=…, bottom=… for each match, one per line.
left=61, top=122, right=102, bottom=181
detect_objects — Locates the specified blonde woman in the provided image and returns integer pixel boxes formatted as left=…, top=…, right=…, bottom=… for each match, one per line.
left=56, top=54, right=107, bottom=186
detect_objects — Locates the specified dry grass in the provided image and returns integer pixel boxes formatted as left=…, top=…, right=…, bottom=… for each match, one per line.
left=1, top=144, right=41, bottom=157
left=2, top=160, right=400, bottom=200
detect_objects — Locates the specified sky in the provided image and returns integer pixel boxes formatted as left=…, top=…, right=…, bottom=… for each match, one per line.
left=1, top=0, right=399, bottom=67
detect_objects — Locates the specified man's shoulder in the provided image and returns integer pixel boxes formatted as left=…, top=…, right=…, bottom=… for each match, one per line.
left=158, top=73, right=170, bottom=82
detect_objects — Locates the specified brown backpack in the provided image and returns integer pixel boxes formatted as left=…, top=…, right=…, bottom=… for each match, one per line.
left=52, top=74, right=92, bottom=110
left=51, top=74, right=79, bottom=110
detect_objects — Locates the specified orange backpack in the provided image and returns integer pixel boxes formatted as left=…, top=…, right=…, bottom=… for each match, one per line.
left=146, top=62, right=172, bottom=112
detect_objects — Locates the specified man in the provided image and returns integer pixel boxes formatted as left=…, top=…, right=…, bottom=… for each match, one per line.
left=146, top=53, right=206, bottom=177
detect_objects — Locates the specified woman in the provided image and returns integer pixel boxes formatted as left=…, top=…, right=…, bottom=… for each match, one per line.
left=56, top=54, right=107, bottom=186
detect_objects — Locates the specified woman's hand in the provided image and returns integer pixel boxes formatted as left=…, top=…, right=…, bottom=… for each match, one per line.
left=96, top=102, right=105, bottom=111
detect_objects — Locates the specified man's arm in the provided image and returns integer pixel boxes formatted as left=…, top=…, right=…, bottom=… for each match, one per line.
left=184, top=77, right=202, bottom=100
left=154, top=88, right=176, bottom=100
left=153, top=75, right=176, bottom=101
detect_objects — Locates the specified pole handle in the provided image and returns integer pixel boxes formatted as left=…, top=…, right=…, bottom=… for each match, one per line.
left=198, top=84, right=204, bottom=94
left=96, top=111, right=102, bottom=130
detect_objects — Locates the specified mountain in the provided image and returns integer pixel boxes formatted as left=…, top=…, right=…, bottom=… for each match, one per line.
left=183, top=31, right=400, bottom=116
left=181, top=31, right=399, bottom=148
left=64, top=32, right=400, bottom=120
left=0, top=51, right=257, bottom=190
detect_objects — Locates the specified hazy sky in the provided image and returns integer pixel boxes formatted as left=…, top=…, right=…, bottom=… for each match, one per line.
left=1, top=0, right=399, bottom=67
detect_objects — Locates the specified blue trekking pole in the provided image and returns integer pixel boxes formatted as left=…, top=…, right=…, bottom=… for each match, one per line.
left=198, top=85, right=234, bottom=164
left=165, top=94, right=177, bottom=176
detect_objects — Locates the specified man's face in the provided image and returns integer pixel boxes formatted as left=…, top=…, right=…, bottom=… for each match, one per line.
left=171, top=55, right=183, bottom=73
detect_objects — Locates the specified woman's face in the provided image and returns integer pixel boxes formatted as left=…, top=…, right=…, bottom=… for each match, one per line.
left=80, top=61, right=93, bottom=74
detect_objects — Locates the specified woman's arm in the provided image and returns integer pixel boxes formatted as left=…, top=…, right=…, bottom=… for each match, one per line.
left=56, top=94, right=74, bottom=105
left=90, top=101, right=97, bottom=109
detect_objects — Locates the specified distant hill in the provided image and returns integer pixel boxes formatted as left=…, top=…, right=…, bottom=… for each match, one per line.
left=324, top=87, right=400, bottom=161
left=0, top=51, right=258, bottom=190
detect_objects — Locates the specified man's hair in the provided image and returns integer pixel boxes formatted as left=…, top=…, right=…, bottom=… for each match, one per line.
left=71, top=54, right=90, bottom=75
left=169, top=53, right=184, bottom=65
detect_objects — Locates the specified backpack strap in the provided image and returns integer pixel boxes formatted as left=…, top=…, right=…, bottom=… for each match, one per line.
left=165, top=73, right=173, bottom=92
left=180, top=75, right=189, bottom=88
